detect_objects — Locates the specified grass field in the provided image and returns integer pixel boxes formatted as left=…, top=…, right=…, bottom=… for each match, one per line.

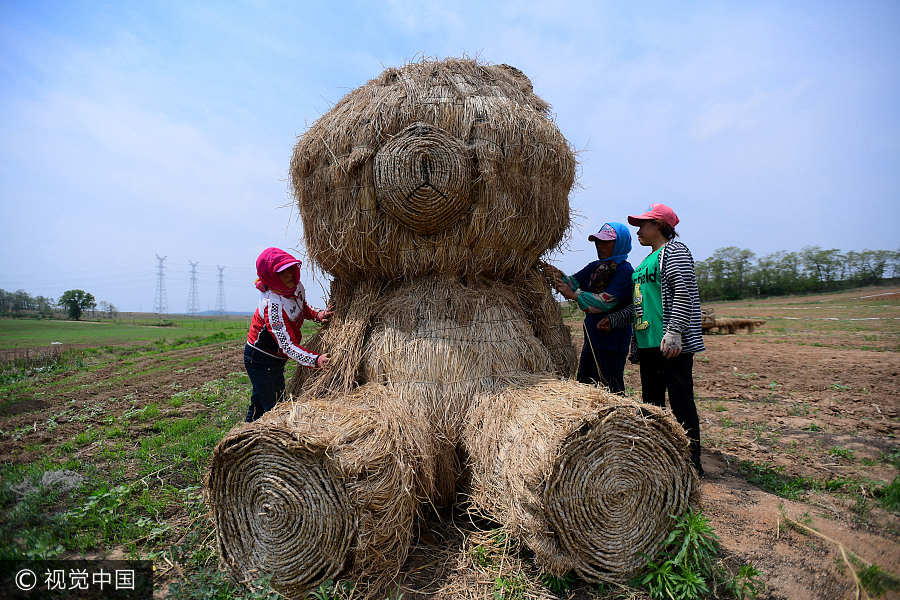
left=0, top=316, right=251, bottom=349
left=0, top=289, right=897, bottom=600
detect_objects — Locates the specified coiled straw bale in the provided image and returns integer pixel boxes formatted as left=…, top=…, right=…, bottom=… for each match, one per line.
left=206, top=423, right=355, bottom=595
left=206, top=389, right=432, bottom=595
left=373, top=121, right=474, bottom=234
left=463, top=379, right=699, bottom=582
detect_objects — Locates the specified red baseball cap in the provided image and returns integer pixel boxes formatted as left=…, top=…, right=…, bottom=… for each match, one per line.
left=627, top=203, right=679, bottom=228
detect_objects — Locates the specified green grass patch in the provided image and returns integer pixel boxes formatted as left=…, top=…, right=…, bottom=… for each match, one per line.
left=167, top=571, right=279, bottom=599
left=881, top=449, right=900, bottom=470
left=0, top=368, right=249, bottom=562
left=857, top=564, right=900, bottom=597
left=786, top=403, right=809, bottom=417
left=494, top=573, right=528, bottom=599
left=0, top=316, right=249, bottom=349
left=739, top=461, right=818, bottom=500
left=829, top=446, right=855, bottom=461
left=875, top=476, right=900, bottom=513
left=539, top=571, right=576, bottom=593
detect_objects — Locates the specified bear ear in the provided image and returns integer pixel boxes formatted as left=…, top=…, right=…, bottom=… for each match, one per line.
left=495, top=64, right=534, bottom=93
left=375, top=67, right=401, bottom=86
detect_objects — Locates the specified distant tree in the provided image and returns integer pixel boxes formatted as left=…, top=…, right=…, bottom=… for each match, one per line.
left=13, top=289, right=32, bottom=313
left=35, top=295, right=55, bottom=317
left=800, top=246, right=842, bottom=289
left=696, top=247, right=756, bottom=300
left=58, top=290, right=96, bottom=321
left=98, top=301, right=117, bottom=319
left=890, top=249, right=900, bottom=279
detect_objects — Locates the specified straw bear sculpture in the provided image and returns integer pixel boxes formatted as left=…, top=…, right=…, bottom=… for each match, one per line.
left=206, top=58, right=699, bottom=598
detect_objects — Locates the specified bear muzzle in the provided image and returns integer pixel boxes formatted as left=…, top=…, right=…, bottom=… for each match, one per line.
left=374, top=122, right=474, bottom=235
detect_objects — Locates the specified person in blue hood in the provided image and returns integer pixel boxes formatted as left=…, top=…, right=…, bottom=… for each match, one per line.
left=547, top=222, right=634, bottom=393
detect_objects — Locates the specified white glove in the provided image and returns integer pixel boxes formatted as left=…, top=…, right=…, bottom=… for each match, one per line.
left=660, top=331, right=682, bottom=358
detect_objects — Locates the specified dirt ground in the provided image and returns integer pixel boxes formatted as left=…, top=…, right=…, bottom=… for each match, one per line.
left=0, top=343, right=243, bottom=465
left=567, top=286, right=900, bottom=600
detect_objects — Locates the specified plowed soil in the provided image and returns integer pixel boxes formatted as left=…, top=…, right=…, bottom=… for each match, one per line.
left=0, top=343, right=244, bottom=465
left=569, top=286, right=900, bottom=600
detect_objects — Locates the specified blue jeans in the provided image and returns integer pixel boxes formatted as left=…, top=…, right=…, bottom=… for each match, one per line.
left=244, top=344, right=287, bottom=422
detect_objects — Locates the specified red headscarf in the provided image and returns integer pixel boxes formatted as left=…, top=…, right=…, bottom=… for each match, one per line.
left=254, top=247, right=302, bottom=296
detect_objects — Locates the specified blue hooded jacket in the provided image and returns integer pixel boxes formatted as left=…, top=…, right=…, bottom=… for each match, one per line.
left=597, top=222, right=632, bottom=264
left=570, top=222, right=634, bottom=352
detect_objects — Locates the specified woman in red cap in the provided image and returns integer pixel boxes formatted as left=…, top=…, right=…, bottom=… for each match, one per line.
left=615, top=203, right=706, bottom=476
left=244, top=247, right=333, bottom=422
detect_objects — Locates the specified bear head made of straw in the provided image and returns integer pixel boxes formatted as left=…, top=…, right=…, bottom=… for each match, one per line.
left=290, top=58, right=575, bottom=281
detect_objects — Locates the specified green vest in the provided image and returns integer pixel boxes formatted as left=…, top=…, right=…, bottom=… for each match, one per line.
left=633, top=246, right=664, bottom=349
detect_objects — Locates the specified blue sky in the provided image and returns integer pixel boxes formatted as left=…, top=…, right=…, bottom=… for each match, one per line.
left=1, top=1, right=898, bottom=312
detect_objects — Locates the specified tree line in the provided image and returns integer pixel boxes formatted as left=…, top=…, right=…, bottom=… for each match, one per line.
left=0, top=288, right=117, bottom=320
left=3, top=247, right=898, bottom=316
left=695, top=246, right=899, bottom=301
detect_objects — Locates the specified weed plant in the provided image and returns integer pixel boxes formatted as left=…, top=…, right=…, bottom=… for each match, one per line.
left=634, top=509, right=762, bottom=600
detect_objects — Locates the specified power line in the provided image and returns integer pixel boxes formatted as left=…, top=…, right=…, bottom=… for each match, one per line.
left=187, top=260, right=199, bottom=315
left=154, top=254, right=167, bottom=315
left=216, top=266, right=226, bottom=314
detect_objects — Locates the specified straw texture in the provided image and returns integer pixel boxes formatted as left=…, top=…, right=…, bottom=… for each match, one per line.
left=463, top=379, right=699, bottom=582
left=206, top=422, right=356, bottom=595
left=289, top=58, right=574, bottom=281
left=206, top=390, right=430, bottom=595
left=373, top=121, right=474, bottom=234
left=206, top=57, right=699, bottom=599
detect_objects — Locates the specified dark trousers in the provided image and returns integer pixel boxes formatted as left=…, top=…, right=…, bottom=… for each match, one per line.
left=244, top=344, right=287, bottom=422
left=638, top=348, right=702, bottom=474
left=577, top=343, right=628, bottom=395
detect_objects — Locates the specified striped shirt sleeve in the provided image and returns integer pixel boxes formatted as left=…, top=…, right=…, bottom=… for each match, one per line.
left=268, top=297, right=320, bottom=367
left=660, top=241, right=705, bottom=353
left=605, top=303, right=634, bottom=329
left=661, top=243, right=694, bottom=335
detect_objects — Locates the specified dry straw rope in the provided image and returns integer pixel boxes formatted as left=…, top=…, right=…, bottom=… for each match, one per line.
left=206, top=392, right=429, bottom=596
left=545, top=403, right=698, bottom=580
left=463, top=380, right=699, bottom=582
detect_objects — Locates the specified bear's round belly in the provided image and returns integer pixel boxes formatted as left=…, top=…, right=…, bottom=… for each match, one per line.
left=360, top=277, right=553, bottom=433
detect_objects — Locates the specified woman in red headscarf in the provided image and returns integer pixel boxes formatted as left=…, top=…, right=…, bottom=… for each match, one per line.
left=244, top=247, right=333, bottom=422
